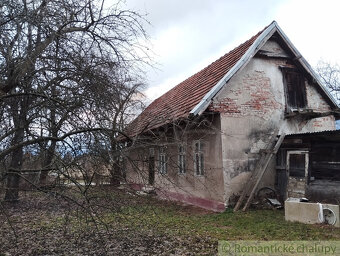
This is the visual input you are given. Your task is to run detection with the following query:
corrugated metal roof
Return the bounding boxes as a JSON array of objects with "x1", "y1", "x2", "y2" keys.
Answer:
[{"x1": 286, "y1": 129, "x2": 340, "y2": 137}]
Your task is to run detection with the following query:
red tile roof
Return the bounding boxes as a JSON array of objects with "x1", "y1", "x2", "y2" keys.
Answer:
[{"x1": 124, "y1": 27, "x2": 266, "y2": 137}]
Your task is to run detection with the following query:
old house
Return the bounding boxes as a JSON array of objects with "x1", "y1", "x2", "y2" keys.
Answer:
[{"x1": 123, "y1": 21, "x2": 339, "y2": 211}]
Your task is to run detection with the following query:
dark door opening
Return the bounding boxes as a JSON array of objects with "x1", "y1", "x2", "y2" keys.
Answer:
[{"x1": 148, "y1": 156, "x2": 155, "y2": 185}]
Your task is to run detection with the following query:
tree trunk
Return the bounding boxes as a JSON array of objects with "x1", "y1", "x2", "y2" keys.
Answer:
[
  {"x1": 39, "y1": 103, "x2": 57, "y2": 186},
  {"x1": 110, "y1": 161, "x2": 121, "y2": 186},
  {"x1": 5, "y1": 128, "x2": 24, "y2": 202},
  {"x1": 5, "y1": 94, "x2": 29, "y2": 201},
  {"x1": 39, "y1": 141, "x2": 56, "y2": 186}
]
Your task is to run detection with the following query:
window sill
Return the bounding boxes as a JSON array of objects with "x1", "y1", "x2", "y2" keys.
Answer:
[{"x1": 195, "y1": 174, "x2": 205, "y2": 178}]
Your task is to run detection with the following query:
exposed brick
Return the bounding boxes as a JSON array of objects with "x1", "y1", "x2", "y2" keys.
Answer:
[
  {"x1": 210, "y1": 71, "x2": 282, "y2": 119},
  {"x1": 124, "y1": 27, "x2": 267, "y2": 137}
]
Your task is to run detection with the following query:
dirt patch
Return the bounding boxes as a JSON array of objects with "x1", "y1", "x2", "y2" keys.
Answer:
[{"x1": 0, "y1": 189, "x2": 215, "y2": 255}]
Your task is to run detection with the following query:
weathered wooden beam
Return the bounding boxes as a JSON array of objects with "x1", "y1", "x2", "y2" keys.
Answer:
[
  {"x1": 242, "y1": 133, "x2": 286, "y2": 211},
  {"x1": 256, "y1": 50, "x2": 291, "y2": 59},
  {"x1": 234, "y1": 130, "x2": 281, "y2": 212}
]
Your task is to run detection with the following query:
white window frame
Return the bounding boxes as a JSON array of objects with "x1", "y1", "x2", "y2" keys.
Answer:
[
  {"x1": 178, "y1": 144, "x2": 186, "y2": 174},
  {"x1": 159, "y1": 146, "x2": 167, "y2": 174},
  {"x1": 194, "y1": 140, "x2": 204, "y2": 176},
  {"x1": 286, "y1": 150, "x2": 309, "y2": 178}
]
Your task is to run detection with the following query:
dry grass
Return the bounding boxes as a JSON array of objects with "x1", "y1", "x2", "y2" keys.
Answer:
[{"x1": 0, "y1": 187, "x2": 339, "y2": 255}]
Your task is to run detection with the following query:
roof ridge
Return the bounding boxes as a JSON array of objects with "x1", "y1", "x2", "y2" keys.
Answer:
[
  {"x1": 124, "y1": 23, "x2": 272, "y2": 137},
  {"x1": 149, "y1": 26, "x2": 268, "y2": 104}
]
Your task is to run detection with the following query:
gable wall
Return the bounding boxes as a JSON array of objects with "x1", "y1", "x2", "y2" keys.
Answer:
[{"x1": 210, "y1": 39, "x2": 335, "y2": 206}]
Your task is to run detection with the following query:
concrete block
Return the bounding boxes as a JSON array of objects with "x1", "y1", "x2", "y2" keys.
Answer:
[
  {"x1": 285, "y1": 198, "x2": 340, "y2": 227},
  {"x1": 285, "y1": 198, "x2": 321, "y2": 225}
]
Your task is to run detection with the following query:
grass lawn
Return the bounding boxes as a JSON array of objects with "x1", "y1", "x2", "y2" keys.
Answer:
[
  {"x1": 0, "y1": 188, "x2": 339, "y2": 255},
  {"x1": 109, "y1": 203, "x2": 340, "y2": 241}
]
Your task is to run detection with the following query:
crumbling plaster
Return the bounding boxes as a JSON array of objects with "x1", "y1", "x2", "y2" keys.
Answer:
[
  {"x1": 125, "y1": 116, "x2": 225, "y2": 205},
  {"x1": 211, "y1": 39, "x2": 335, "y2": 206}
]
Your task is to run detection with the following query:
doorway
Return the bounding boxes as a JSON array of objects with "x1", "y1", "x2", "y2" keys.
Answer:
[{"x1": 286, "y1": 150, "x2": 309, "y2": 198}]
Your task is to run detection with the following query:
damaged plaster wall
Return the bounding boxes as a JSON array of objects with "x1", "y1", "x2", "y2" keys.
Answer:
[
  {"x1": 210, "y1": 38, "x2": 336, "y2": 206},
  {"x1": 125, "y1": 115, "x2": 225, "y2": 211},
  {"x1": 153, "y1": 119, "x2": 225, "y2": 207}
]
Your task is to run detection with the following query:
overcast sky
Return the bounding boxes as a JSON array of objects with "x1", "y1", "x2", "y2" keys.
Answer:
[{"x1": 124, "y1": 0, "x2": 340, "y2": 102}]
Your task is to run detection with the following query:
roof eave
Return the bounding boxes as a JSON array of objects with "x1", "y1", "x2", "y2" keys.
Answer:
[
  {"x1": 190, "y1": 21, "x2": 278, "y2": 116},
  {"x1": 274, "y1": 23, "x2": 339, "y2": 109},
  {"x1": 190, "y1": 21, "x2": 339, "y2": 116}
]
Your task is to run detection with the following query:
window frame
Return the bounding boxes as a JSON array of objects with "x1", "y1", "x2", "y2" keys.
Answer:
[
  {"x1": 178, "y1": 144, "x2": 186, "y2": 174},
  {"x1": 193, "y1": 140, "x2": 204, "y2": 176},
  {"x1": 286, "y1": 150, "x2": 309, "y2": 178},
  {"x1": 158, "y1": 146, "x2": 167, "y2": 174},
  {"x1": 281, "y1": 68, "x2": 307, "y2": 112}
]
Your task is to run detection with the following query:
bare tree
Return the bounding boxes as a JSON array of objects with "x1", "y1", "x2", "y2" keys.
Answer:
[
  {"x1": 316, "y1": 60, "x2": 340, "y2": 102},
  {"x1": 0, "y1": 0, "x2": 149, "y2": 201}
]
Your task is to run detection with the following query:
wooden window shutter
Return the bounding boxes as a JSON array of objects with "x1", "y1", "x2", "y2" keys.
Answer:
[{"x1": 284, "y1": 70, "x2": 307, "y2": 110}]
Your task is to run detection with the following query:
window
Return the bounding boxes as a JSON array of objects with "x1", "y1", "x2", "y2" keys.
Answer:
[
  {"x1": 194, "y1": 140, "x2": 204, "y2": 176},
  {"x1": 282, "y1": 69, "x2": 307, "y2": 111},
  {"x1": 159, "y1": 146, "x2": 167, "y2": 174},
  {"x1": 178, "y1": 144, "x2": 186, "y2": 174},
  {"x1": 148, "y1": 148, "x2": 155, "y2": 185},
  {"x1": 288, "y1": 153, "x2": 306, "y2": 178},
  {"x1": 149, "y1": 147, "x2": 155, "y2": 157}
]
